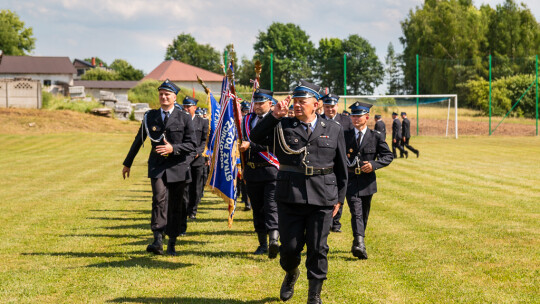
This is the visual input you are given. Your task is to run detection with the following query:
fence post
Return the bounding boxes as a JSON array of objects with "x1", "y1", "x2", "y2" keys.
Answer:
[
  {"x1": 536, "y1": 55, "x2": 538, "y2": 136},
  {"x1": 489, "y1": 54, "x2": 492, "y2": 136},
  {"x1": 343, "y1": 53, "x2": 347, "y2": 109},
  {"x1": 416, "y1": 54, "x2": 419, "y2": 136},
  {"x1": 270, "y1": 53, "x2": 274, "y2": 92}
]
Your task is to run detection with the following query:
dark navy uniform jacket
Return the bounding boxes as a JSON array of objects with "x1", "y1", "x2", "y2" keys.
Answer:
[
  {"x1": 190, "y1": 115, "x2": 209, "y2": 167},
  {"x1": 374, "y1": 120, "x2": 386, "y2": 138},
  {"x1": 392, "y1": 118, "x2": 402, "y2": 140},
  {"x1": 123, "y1": 108, "x2": 196, "y2": 183},
  {"x1": 345, "y1": 128, "x2": 393, "y2": 196},
  {"x1": 402, "y1": 118, "x2": 411, "y2": 139},
  {"x1": 250, "y1": 114, "x2": 348, "y2": 206},
  {"x1": 321, "y1": 113, "x2": 353, "y2": 132},
  {"x1": 242, "y1": 114, "x2": 278, "y2": 183}
]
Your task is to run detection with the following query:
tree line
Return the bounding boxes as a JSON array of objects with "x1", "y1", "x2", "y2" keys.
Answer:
[{"x1": 2, "y1": 0, "x2": 540, "y2": 116}]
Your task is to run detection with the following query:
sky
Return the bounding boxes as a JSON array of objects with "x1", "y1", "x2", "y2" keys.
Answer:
[{"x1": 3, "y1": 0, "x2": 540, "y2": 94}]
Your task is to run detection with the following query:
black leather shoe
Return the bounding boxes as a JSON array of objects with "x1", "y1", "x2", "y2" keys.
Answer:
[
  {"x1": 307, "y1": 279, "x2": 324, "y2": 304},
  {"x1": 244, "y1": 203, "x2": 252, "y2": 211},
  {"x1": 416, "y1": 151, "x2": 420, "y2": 158},
  {"x1": 280, "y1": 268, "x2": 300, "y2": 301},
  {"x1": 351, "y1": 236, "x2": 368, "y2": 260},
  {"x1": 331, "y1": 227, "x2": 342, "y2": 233},
  {"x1": 146, "y1": 231, "x2": 164, "y2": 255},
  {"x1": 179, "y1": 231, "x2": 186, "y2": 237},
  {"x1": 405, "y1": 151, "x2": 409, "y2": 159},
  {"x1": 167, "y1": 238, "x2": 177, "y2": 256},
  {"x1": 253, "y1": 245, "x2": 268, "y2": 255},
  {"x1": 189, "y1": 214, "x2": 196, "y2": 220},
  {"x1": 268, "y1": 230, "x2": 279, "y2": 259}
]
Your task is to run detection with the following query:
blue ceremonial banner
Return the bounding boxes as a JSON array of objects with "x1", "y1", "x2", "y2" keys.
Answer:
[
  {"x1": 207, "y1": 69, "x2": 239, "y2": 227},
  {"x1": 203, "y1": 92, "x2": 220, "y2": 158}
]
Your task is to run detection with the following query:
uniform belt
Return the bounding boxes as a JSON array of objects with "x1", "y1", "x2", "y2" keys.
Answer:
[
  {"x1": 279, "y1": 164, "x2": 333, "y2": 176},
  {"x1": 246, "y1": 162, "x2": 272, "y2": 169},
  {"x1": 348, "y1": 168, "x2": 363, "y2": 175}
]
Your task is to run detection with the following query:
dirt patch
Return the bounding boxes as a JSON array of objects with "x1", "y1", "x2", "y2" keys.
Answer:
[{"x1": 0, "y1": 108, "x2": 139, "y2": 134}]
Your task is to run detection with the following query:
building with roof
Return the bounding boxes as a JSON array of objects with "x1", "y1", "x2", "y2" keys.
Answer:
[
  {"x1": 0, "y1": 55, "x2": 76, "y2": 95},
  {"x1": 143, "y1": 60, "x2": 223, "y2": 93},
  {"x1": 72, "y1": 58, "x2": 95, "y2": 79},
  {"x1": 73, "y1": 80, "x2": 138, "y2": 100}
]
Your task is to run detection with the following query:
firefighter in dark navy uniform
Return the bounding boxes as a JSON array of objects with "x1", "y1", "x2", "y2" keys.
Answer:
[
  {"x1": 239, "y1": 88, "x2": 280, "y2": 258},
  {"x1": 122, "y1": 79, "x2": 196, "y2": 256},
  {"x1": 374, "y1": 114, "x2": 386, "y2": 139},
  {"x1": 320, "y1": 93, "x2": 353, "y2": 234},
  {"x1": 250, "y1": 80, "x2": 347, "y2": 304},
  {"x1": 392, "y1": 112, "x2": 407, "y2": 158},
  {"x1": 345, "y1": 102, "x2": 393, "y2": 259},
  {"x1": 182, "y1": 96, "x2": 209, "y2": 223},
  {"x1": 401, "y1": 112, "x2": 420, "y2": 158},
  {"x1": 237, "y1": 101, "x2": 252, "y2": 211}
]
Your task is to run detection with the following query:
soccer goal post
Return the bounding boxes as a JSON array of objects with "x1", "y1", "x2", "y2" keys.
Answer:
[{"x1": 338, "y1": 94, "x2": 459, "y2": 139}]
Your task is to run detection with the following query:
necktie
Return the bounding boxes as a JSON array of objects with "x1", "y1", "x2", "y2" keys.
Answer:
[
  {"x1": 357, "y1": 131, "x2": 364, "y2": 147},
  {"x1": 163, "y1": 111, "x2": 169, "y2": 126},
  {"x1": 256, "y1": 116, "x2": 263, "y2": 126},
  {"x1": 302, "y1": 122, "x2": 312, "y2": 138}
]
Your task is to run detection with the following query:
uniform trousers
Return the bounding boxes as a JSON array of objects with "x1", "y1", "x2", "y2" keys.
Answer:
[
  {"x1": 278, "y1": 202, "x2": 333, "y2": 280},
  {"x1": 246, "y1": 180, "x2": 278, "y2": 232},
  {"x1": 331, "y1": 204, "x2": 344, "y2": 230},
  {"x1": 402, "y1": 138, "x2": 419, "y2": 154},
  {"x1": 150, "y1": 175, "x2": 187, "y2": 238},
  {"x1": 392, "y1": 139, "x2": 406, "y2": 157},
  {"x1": 345, "y1": 193, "x2": 373, "y2": 237},
  {"x1": 185, "y1": 164, "x2": 205, "y2": 217}
]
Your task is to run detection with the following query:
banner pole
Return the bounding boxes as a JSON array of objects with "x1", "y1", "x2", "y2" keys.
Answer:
[
  {"x1": 489, "y1": 54, "x2": 492, "y2": 136},
  {"x1": 416, "y1": 54, "x2": 419, "y2": 136}
]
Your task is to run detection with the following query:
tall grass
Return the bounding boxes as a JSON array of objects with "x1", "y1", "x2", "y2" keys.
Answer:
[{"x1": 42, "y1": 91, "x2": 102, "y2": 113}]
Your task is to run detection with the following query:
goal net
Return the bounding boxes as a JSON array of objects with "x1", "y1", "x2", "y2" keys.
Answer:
[{"x1": 336, "y1": 94, "x2": 459, "y2": 139}]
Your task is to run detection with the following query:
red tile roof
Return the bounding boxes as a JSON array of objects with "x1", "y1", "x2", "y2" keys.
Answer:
[
  {"x1": 143, "y1": 60, "x2": 223, "y2": 82},
  {"x1": 0, "y1": 55, "x2": 77, "y2": 74}
]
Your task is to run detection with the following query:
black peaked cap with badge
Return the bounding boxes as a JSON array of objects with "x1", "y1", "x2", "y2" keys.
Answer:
[
  {"x1": 158, "y1": 79, "x2": 180, "y2": 95},
  {"x1": 321, "y1": 94, "x2": 340, "y2": 105},
  {"x1": 292, "y1": 80, "x2": 321, "y2": 100},
  {"x1": 349, "y1": 101, "x2": 373, "y2": 115},
  {"x1": 182, "y1": 96, "x2": 198, "y2": 106}
]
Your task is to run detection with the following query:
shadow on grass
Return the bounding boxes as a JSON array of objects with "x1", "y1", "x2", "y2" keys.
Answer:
[
  {"x1": 62, "y1": 233, "x2": 147, "y2": 238},
  {"x1": 103, "y1": 223, "x2": 149, "y2": 230},
  {"x1": 122, "y1": 239, "x2": 208, "y2": 246},
  {"x1": 87, "y1": 257, "x2": 193, "y2": 269},
  {"x1": 186, "y1": 230, "x2": 252, "y2": 237},
  {"x1": 23, "y1": 252, "x2": 193, "y2": 269},
  {"x1": 87, "y1": 217, "x2": 146, "y2": 221},
  {"x1": 107, "y1": 296, "x2": 279, "y2": 303},
  {"x1": 187, "y1": 217, "x2": 252, "y2": 223},
  {"x1": 90, "y1": 209, "x2": 151, "y2": 214}
]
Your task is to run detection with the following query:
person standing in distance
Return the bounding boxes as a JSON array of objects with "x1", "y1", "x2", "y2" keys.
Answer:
[
  {"x1": 374, "y1": 114, "x2": 386, "y2": 140},
  {"x1": 391, "y1": 112, "x2": 407, "y2": 158},
  {"x1": 250, "y1": 80, "x2": 347, "y2": 304},
  {"x1": 122, "y1": 79, "x2": 196, "y2": 256},
  {"x1": 320, "y1": 93, "x2": 353, "y2": 234},
  {"x1": 345, "y1": 102, "x2": 393, "y2": 259},
  {"x1": 401, "y1": 112, "x2": 419, "y2": 158},
  {"x1": 182, "y1": 97, "x2": 209, "y2": 223},
  {"x1": 239, "y1": 88, "x2": 280, "y2": 258}
]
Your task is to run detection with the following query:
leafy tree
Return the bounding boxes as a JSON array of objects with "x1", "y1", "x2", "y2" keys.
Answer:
[
  {"x1": 80, "y1": 68, "x2": 119, "y2": 81},
  {"x1": 253, "y1": 22, "x2": 315, "y2": 91},
  {"x1": 0, "y1": 10, "x2": 35, "y2": 55},
  {"x1": 400, "y1": 0, "x2": 489, "y2": 94},
  {"x1": 385, "y1": 42, "x2": 404, "y2": 94},
  {"x1": 236, "y1": 56, "x2": 256, "y2": 87},
  {"x1": 83, "y1": 57, "x2": 108, "y2": 67},
  {"x1": 314, "y1": 38, "x2": 344, "y2": 94},
  {"x1": 109, "y1": 59, "x2": 144, "y2": 80},
  {"x1": 342, "y1": 35, "x2": 384, "y2": 95},
  {"x1": 165, "y1": 33, "x2": 222, "y2": 74}
]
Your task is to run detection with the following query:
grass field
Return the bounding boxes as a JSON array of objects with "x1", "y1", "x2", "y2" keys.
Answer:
[{"x1": 0, "y1": 111, "x2": 539, "y2": 303}]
